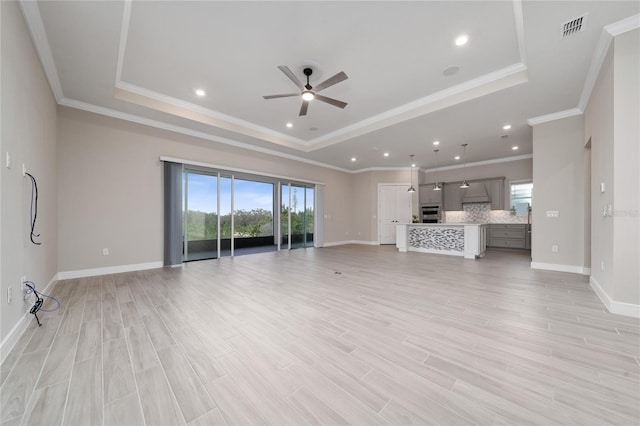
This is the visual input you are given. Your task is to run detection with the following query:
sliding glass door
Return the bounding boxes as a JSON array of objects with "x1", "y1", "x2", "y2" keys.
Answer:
[
  {"x1": 280, "y1": 183, "x2": 314, "y2": 250},
  {"x1": 183, "y1": 170, "x2": 218, "y2": 261},
  {"x1": 183, "y1": 169, "x2": 278, "y2": 261}
]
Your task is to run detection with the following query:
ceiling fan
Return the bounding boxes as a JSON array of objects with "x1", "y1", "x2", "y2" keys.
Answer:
[{"x1": 263, "y1": 66, "x2": 348, "y2": 116}]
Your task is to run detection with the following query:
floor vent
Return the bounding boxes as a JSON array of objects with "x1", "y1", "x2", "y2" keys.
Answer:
[{"x1": 561, "y1": 14, "x2": 587, "y2": 38}]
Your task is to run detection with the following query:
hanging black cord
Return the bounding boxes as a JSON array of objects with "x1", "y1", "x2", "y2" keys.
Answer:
[{"x1": 25, "y1": 172, "x2": 41, "y2": 245}]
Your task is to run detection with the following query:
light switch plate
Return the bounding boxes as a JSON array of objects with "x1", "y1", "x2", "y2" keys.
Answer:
[
  {"x1": 600, "y1": 182, "x2": 605, "y2": 193},
  {"x1": 546, "y1": 211, "x2": 559, "y2": 218}
]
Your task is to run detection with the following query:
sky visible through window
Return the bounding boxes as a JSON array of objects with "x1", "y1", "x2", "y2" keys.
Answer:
[{"x1": 185, "y1": 173, "x2": 274, "y2": 213}]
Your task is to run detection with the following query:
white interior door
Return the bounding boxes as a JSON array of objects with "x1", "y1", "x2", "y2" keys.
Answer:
[{"x1": 379, "y1": 185, "x2": 412, "y2": 244}]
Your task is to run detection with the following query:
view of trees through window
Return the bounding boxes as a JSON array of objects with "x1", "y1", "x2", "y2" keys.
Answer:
[
  {"x1": 182, "y1": 170, "x2": 315, "y2": 259},
  {"x1": 184, "y1": 175, "x2": 274, "y2": 241}
]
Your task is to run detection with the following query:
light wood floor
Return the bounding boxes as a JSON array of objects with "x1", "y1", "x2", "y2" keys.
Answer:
[{"x1": 1, "y1": 245, "x2": 639, "y2": 425}]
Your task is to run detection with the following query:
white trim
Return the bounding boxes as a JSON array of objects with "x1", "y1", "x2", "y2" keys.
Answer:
[
  {"x1": 115, "y1": 82, "x2": 306, "y2": 149},
  {"x1": 322, "y1": 240, "x2": 354, "y2": 247},
  {"x1": 58, "y1": 98, "x2": 351, "y2": 174},
  {"x1": 590, "y1": 276, "x2": 640, "y2": 318},
  {"x1": 512, "y1": 0, "x2": 527, "y2": 66},
  {"x1": 351, "y1": 240, "x2": 379, "y2": 246},
  {"x1": 410, "y1": 247, "x2": 464, "y2": 257},
  {"x1": 58, "y1": 261, "x2": 163, "y2": 280},
  {"x1": 17, "y1": 0, "x2": 64, "y2": 101},
  {"x1": 527, "y1": 108, "x2": 583, "y2": 126},
  {"x1": 530, "y1": 261, "x2": 590, "y2": 275},
  {"x1": 421, "y1": 154, "x2": 532, "y2": 173},
  {"x1": 578, "y1": 29, "x2": 613, "y2": 111},
  {"x1": 115, "y1": 0, "x2": 132, "y2": 83},
  {"x1": 353, "y1": 167, "x2": 414, "y2": 173},
  {"x1": 160, "y1": 156, "x2": 325, "y2": 186},
  {"x1": 322, "y1": 240, "x2": 378, "y2": 247},
  {"x1": 0, "y1": 274, "x2": 57, "y2": 364},
  {"x1": 605, "y1": 13, "x2": 640, "y2": 37},
  {"x1": 308, "y1": 63, "x2": 528, "y2": 150}
]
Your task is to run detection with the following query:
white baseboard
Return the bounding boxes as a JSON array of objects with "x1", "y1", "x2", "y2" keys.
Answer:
[
  {"x1": 530, "y1": 262, "x2": 590, "y2": 275},
  {"x1": 351, "y1": 240, "x2": 379, "y2": 246},
  {"x1": 322, "y1": 240, "x2": 378, "y2": 247},
  {"x1": 590, "y1": 276, "x2": 640, "y2": 318},
  {"x1": 58, "y1": 261, "x2": 164, "y2": 280},
  {"x1": 0, "y1": 273, "x2": 58, "y2": 365}
]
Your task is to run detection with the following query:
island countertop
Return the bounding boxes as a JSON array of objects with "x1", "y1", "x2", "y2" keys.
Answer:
[{"x1": 396, "y1": 223, "x2": 487, "y2": 259}]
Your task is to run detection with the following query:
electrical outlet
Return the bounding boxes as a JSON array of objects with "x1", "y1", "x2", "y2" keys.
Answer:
[
  {"x1": 551, "y1": 245, "x2": 559, "y2": 252},
  {"x1": 21, "y1": 276, "x2": 28, "y2": 297},
  {"x1": 102, "y1": 248, "x2": 109, "y2": 256},
  {"x1": 22, "y1": 163, "x2": 26, "y2": 177},
  {"x1": 546, "y1": 211, "x2": 559, "y2": 218},
  {"x1": 601, "y1": 261, "x2": 605, "y2": 271},
  {"x1": 7, "y1": 287, "x2": 12, "y2": 304},
  {"x1": 5, "y1": 152, "x2": 11, "y2": 169}
]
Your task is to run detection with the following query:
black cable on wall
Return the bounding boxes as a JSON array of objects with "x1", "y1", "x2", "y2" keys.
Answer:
[{"x1": 25, "y1": 172, "x2": 41, "y2": 245}]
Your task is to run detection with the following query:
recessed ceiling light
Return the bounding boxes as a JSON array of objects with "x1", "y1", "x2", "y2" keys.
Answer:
[
  {"x1": 503, "y1": 124, "x2": 512, "y2": 130},
  {"x1": 383, "y1": 152, "x2": 389, "y2": 157},
  {"x1": 195, "y1": 89, "x2": 206, "y2": 97},
  {"x1": 512, "y1": 146, "x2": 519, "y2": 150},
  {"x1": 433, "y1": 141, "x2": 440, "y2": 146},
  {"x1": 351, "y1": 157, "x2": 357, "y2": 162},
  {"x1": 454, "y1": 156, "x2": 460, "y2": 160},
  {"x1": 455, "y1": 34, "x2": 469, "y2": 46},
  {"x1": 411, "y1": 163, "x2": 416, "y2": 168},
  {"x1": 286, "y1": 122, "x2": 293, "y2": 128}
]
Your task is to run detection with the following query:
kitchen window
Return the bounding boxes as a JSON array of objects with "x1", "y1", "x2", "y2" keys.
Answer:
[{"x1": 510, "y1": 181, "x2": 533, "y2": 208}]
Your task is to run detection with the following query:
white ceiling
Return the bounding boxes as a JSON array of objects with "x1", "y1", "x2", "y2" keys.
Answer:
[{"x1": 21, "y1": 1, "x2": 639, "y2": 172}]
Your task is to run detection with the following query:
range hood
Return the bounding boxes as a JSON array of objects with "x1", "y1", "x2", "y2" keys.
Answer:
[{"x1": 461, "y1": 181, "x2": 491, "y2": 204}]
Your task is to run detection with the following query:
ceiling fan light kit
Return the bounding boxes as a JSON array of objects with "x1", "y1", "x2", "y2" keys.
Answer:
[{"x1": 263, "y1": 66, "x2": 348, "y2": 116}]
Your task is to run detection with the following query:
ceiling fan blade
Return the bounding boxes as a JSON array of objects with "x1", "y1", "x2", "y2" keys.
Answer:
[
  {"x1": 277, "y1": 65, "x2": 305, "y2": 91},
  {"x1": 315, "y1": 94, "x2": 347, "y2": 109},
  {"x1": 313, "y1": 71, "x2": 348, "y2": 92},
  {"x1": 263, "y1": 93, "x2": 299, "y2": 99},
  {"x1": 299, "y1": 101, "x2": 309, "y2": 116}
]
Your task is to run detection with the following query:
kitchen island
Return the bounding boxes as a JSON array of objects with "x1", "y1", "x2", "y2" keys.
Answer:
[{"x1": 396, "y1": 223, "x2": 487, "y2": 259}]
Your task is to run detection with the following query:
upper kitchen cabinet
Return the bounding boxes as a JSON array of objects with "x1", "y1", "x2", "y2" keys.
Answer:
[
  {"x1": 488, "y1": 178, "x2": 505, "y2": 210},
  {"x1": 419, "y1": 184, "x2": 443, "y2": 205},
  {"x1": 443, "y1": 183, "x2": 463, "y2": 211},
  {"x1": 443, "y1": 177, "x2": 505, "y2": 211}
]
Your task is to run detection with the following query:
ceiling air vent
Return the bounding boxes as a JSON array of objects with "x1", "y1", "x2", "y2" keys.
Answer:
[{"x1": 561, "y1": 14, "x2": 587, "y2": 38}]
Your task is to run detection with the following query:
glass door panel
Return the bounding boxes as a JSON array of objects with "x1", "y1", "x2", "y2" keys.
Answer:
[
  {"x1": 219, "y1": 176, "x2": 232, "y2": 257},
  {"x1": 280, "y1": 184, "x2": 290, "y2": 249},
  {"x1": 234, "y1": 179, "x2": 275, "y2": 254},
  {"x1": 304, "y1": 186, "x2": 315, "y2": 247},
  {"x1": 183, "y1": 170, "x2": 218, "y2": 261}
]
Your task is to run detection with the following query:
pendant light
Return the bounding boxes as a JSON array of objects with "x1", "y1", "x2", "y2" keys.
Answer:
[
  {"x1": 407, "y1": 154, "x2": 416, "y2": 193},
  {"x1": 433, "y1": 149, "x2": 442, "y2": 191},
  {"x1": 460, "y1": 143, "x2": 470, "y2": 189}
]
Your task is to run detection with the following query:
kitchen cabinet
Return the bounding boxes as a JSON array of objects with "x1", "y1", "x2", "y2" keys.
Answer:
[
  {"x1": 488, "y1": 224, "x2": 528, "y2": 249},
  {"x1": 442, "y1": 178, "x2": 505, "y2": 211},
  {"x1": 419, "y1": 184, "x2": 443, "y2": 205},
  {"x1": 489, "y1": 178, "x2": 505, "y2": 210},
  {"x1": 443, "y1": 183, "x2": 463, "y2": 211}
]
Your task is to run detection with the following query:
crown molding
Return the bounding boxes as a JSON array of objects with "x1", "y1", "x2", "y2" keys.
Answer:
[
  {"x1": 114, "y1": 82, "x2": 307, "y2": 150},
  {"x1": 18, "y1": 0, "x2": 64, "y2": 101},
  {"x1": 115, "y1": 0, "x2": 132, "y2": 84},
  {"x1": 352, "y1": 167, "x2": 414, "y2": 173},
  {"x1": 527, "y1": 108, "x2": 583, "y2": 126},
  {"x1": 58, "y1": 98, "x2": 352, "y2": 174},
  {"x1": 421, "y1": 154, "x2": 533, "y2": 173},
  {"x1": 605, "y1": 13, "x2": 640, "y2": 36},
  {"x1": 307, "y1": 63, "x2": 529, "y2": 151},
  {"x1": 512, "y1": 0, "x2": 527, "y2": 66}
]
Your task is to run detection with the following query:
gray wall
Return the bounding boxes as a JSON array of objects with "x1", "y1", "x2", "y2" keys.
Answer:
[
  {"x1": 57, "y1": 108, "x2": 354, "y2": 273},
  {"x1": 1, "y1": 1, "x2": 58, "y2": 347},
  {"x1": 531, "y1": 115, "x2": 587, "y2": 272},
  {"x1": 585, "y1": 29, "x2": 640, "y2": 306}
]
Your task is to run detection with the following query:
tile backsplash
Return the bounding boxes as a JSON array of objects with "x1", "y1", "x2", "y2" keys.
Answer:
[{"x1": 444, "y1": 203, "x2": 529, "y2": 224}]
